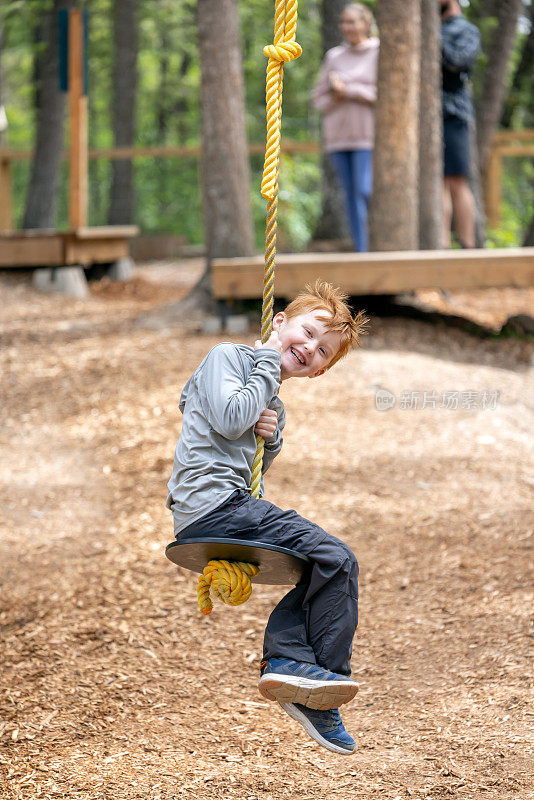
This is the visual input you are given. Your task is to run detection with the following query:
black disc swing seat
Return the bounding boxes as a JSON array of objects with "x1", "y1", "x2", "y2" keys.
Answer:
[
  {"x1": 165, "y1": 537, "x2": 310, "y2": 615},
  {"x1": 165, "y1": 537, "x2": 310, "y2": 586}
]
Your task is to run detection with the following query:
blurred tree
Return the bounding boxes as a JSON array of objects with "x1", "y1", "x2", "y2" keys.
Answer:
[
  {"x1": 475, "y1": 0, "x2": 524, "y2": 173},
  {"x1": 23, "y1": 0, "x2": 74, "y2": 229},
  {"x1": 150, "y1": 2, "x2": 194, "y2": 224},
  {"x1": 108, "y1": 0, "x2": 139, "y2": 225},
  {"x1": 369, "y1": 0, "x2": 421, "y2": 250},
  {"x1": 418, "y1": 0, "x2": 442, "y2": 249},
  {"x1": 523, "y1": 213, "x2": 534, "y2": 246},
  {"x1": 502, "y1": 6, "x2": 534, "y2": 245},
  {"x1": 312, "y1": 0, "x2": 350, "y2": 244},
  {"x1": 193, "y1": 0, "x2": 254, "y2": 302},
  {"x1": 501, "y1": 5, "x2": 534, "y2": 128},
  {"x1": 0, "y1": 4, "x2": 5, "y2": 145}
]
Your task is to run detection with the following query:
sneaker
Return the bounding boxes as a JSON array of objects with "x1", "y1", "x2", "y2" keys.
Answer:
[
  {"x1": 258, "y1": 658, "x2": 358, "y2": 710},
  {"x1": 279, "y1": 702, "x2": 356, "y2": 755}
]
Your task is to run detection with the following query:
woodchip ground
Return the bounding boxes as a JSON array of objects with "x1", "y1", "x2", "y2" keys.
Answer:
[{"x1": 1, "y1": 262, "x2": 533, "y2": 799}]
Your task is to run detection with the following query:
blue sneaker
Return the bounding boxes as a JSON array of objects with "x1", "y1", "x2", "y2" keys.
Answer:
[
  {"x1": 280, "y1": 702, "x2": 356, "y2": 755},
  {"x1": 258, "y1": 658, "x2": 358, "y2": 710}
]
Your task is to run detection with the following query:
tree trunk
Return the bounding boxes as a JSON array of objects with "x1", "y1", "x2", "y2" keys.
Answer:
[
  {"x1": 476, "y1": 0, "x2": 523, "y2": 173},
  {"x1": 23, "y1": 0, "x2": 74, "y2": 230},
  {"x1": 418, "y1": 0, "x2": 442, "y2": 250},
  {"x1": 197, "y1": 0, "x2": 254, "y2": 261},
  {"x1": 312, "y1": 0, "x2": 350, "y2": 244},
  {"x1": 369, "y1": 0, "x2": 421, "y2": 251},
  {"x1": 469, "y1": 116, "x2": 486, "y2": 247},
  {"x1": 108, "y1": 0, "x2": 139, "y2": 226},
  {"x1": 523, "y1": 211, "x2": 534, "y2": 246},
  {"x1": 0, "y1": 8, "x2": 5, "y2": 145},
  {"x1": 501, "y1": 6, "x2": 534, "y2": 128}
]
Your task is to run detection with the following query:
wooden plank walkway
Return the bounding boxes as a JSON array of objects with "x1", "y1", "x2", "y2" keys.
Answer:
[
  {"x1": 0, "y1": 226, "x2": 138, "y2": 269},
  {"x1": 212, "y1": 247, "x2": 534, "y2": 299}
]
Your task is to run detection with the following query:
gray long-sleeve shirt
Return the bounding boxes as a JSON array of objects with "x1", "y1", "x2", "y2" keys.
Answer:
[{"x1": 166, "y1": 343, "x2": 285, "y2": 533}]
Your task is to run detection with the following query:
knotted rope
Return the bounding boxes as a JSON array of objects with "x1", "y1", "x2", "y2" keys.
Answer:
[
  {"x1": 197, "y1": 560, "x2": 260, "y2": 616},
  {"x1": 198, "y1": 0, "x2": 301, "y2": 615}
]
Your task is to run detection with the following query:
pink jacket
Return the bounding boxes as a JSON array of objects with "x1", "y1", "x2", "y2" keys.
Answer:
[{"x1": 311, "y1": 38, "x2": 379, "y2": 152}]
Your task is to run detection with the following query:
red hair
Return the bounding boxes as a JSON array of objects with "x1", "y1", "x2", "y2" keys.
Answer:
[{"x1": 283, "y1": 280, "x2": 368, "y2": 369}]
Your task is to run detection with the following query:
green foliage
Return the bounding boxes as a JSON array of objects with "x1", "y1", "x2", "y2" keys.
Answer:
[
  {"x1": 277, "y1": 153, "x2": 322, "y2": 250},
  {"x1": 487, "y1": 156, "x2": 534, "y2": 247},
  {"x1": 1, "y1": 0, "x2": 533, "y2": 248},
  {"x1": 250, "y1": 153, "x2": 321, "y2": 252}
]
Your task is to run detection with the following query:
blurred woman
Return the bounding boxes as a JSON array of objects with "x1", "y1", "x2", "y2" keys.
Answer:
[{"x1": 312, "y1": 3, "x2": 379, "y2": 252}]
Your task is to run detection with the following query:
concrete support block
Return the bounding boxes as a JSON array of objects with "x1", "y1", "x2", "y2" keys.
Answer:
[
  {"x1": 107, "y1": 257, "x2": 134, "y2": 281},
  {"x1": 505, "y1": 313, "x2": 534, "y2": 336},
  {"x1": 32, "y1": 267, "x2": 88, "y2": 299},
  {"x1": 226, "y1": 315, "x2": 249, "y2": 335},
  {"x1": 201, "y1": 316, "x2": 223, "y2": 335}
]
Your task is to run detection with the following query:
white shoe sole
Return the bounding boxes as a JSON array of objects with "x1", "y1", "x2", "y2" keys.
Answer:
[
  {"x1": 258, "y1": 673, "x2": 358, "y2": 710},
  {"x1": 279, "y1": 702, "x2": 356, "y2": 755}
]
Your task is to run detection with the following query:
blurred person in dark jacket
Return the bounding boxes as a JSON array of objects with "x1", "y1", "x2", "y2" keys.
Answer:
[{"x1": 440, "y1": 0, "x2": 480, "y2": 248}]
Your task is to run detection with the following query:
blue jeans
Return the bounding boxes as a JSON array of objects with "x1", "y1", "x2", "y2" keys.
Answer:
[
  {"x1": 175, "y1": 490, "x2": 359, "y2": 676},
  {"x1": 330, "y1": 149, "x2": 373, "y2": 252}
]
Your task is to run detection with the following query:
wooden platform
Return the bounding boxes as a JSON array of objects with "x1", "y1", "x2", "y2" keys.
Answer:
[
  {"x1": 0, "y1": 226, "x2": 138, "y2": 269},
  {"x1": 212, "y1": 247, "x2": 534, "y2": 299}
]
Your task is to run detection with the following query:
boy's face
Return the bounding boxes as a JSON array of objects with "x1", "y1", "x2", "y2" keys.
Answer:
[{"x1": 272, "y1": 309, "x2": 343, "y2": 380}]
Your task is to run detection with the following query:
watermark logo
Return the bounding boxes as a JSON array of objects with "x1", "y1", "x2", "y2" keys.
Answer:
[
  {"x1": 374, "y1": 388, "x2": 499, "y2": 411},
  {"x1": 375, "y1": 388, "x2": 397, "y2": 412}
]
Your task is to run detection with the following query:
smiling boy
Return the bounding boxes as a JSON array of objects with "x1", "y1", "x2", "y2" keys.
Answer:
[{"x1": 166, "y1": 281, "x2": 366, "y2": 755}]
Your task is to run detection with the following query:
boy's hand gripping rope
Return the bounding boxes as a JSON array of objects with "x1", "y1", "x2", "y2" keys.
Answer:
[{"x1": 197, "y1": 0, "x2": 301, "y2": 615}]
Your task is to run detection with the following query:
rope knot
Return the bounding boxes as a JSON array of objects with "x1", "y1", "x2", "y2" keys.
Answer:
[
  {"x1": 260, "y1": 1, "x2": 302, "y2": 203},
  {"x1": 197, "y1": 559, "x2": 260, "y2": 616},
  {"x1": 263, "y1": 41, "x2": 302, "y2": 63}
]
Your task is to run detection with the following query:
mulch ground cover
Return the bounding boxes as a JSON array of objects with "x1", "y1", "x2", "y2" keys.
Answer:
[{"x1": 1, "y1": 265, "x2": 533, "y2": 799}]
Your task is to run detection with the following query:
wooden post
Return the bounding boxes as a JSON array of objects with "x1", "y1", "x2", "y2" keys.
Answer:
[
  {"x1": 0, "y1": 153, "x2": 13, "y2": 232},
  {"x1": 484, "y1": 145, "x2": 502, "y2": 230},
  {"x1": 68, "y1": 9, "x2": 88, "y2": 230}
]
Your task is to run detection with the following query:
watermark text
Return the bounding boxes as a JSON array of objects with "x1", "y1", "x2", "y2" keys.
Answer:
[{"x1": 375, "y1": 388, "x2": 499, "y2": 412}]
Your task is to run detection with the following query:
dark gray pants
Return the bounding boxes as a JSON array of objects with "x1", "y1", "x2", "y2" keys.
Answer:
[{"x1": 175, "y1": 490, "x2": 358, "y2": 676}]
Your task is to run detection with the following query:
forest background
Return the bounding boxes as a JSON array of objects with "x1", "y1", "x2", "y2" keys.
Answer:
[{"x1": 1, "y1": 0, "x2": 534, "y2": 254}]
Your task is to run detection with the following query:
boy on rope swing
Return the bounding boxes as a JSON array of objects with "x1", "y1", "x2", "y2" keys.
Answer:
[{"x1": 166, "y1": 280, "x2": 367, "y2": 755}]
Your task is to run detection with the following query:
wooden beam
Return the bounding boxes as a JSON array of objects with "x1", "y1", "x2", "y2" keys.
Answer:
[
  {"x1": 212, "y1": 248, "x2": 534, "y2": 299},
  {"x1": 0, "y1": 234, "x2": 64, "y2": 267},
  {"x1": 63, "y1": 232, "x2": 130, "y2": 265},
  {"x1": 68, "y1": 9, "x2": 88, "y2": 229},
  {"x1": 0, "y1": 156, "x2": 13, "y2": 232},
  {"x1": 3, "y1": 135, "x2": 534, "y2": 165},
  {"x1": 0, "y1": 148, "x2": 34, "y2": 161},
  {"x1": 485, "y1": 148, "x2": 502, "y2": 229},
  {"x1": 85, "y1": 139, "x2": 319, "y2": 160},
  {"x1": 493, "y1": 143, "x2": 534, "y2": 157},
  {"x1": 493, "y1": 129, "x2": 534, "y2": 144},
  {"x1": 0, "y1": 228, "x2": 136, "y2": 267},
  {"x1": 74, "y1": 225, "x2": 138, "y2": 239},
  {"x1": 0, "y1": 138, "x2": 321, "y2": 164},
  {"x1": 91, "y1": 145, "x2": 201, "y2": 160}
]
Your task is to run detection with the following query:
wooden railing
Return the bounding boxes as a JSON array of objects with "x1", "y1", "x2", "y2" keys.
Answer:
[
  {"x1": 484, "y1": 129, "x2": 534, "y2": 229},
  {"x1": 1, "y1": 131, "x2": 532, "y2": 233},
  {"x1": 0, "y1": 140, "x2": 319, "y2": 233}
]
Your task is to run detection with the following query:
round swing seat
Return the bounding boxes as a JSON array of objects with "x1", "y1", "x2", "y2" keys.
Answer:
[{"x1": 165, "y1": 537, "x2": 310, "y2": 586}]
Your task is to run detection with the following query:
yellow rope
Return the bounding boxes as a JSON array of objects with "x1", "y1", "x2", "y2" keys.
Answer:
[
  {"x1": 197, "y1": 0, "x2": 301, "y2": 615},
  {"x1": 197, "y1": 560, "x2": 260, "y2": 616},
  {"x1": 251, "y1": 0, "x2": 301, "y2": 500}
]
